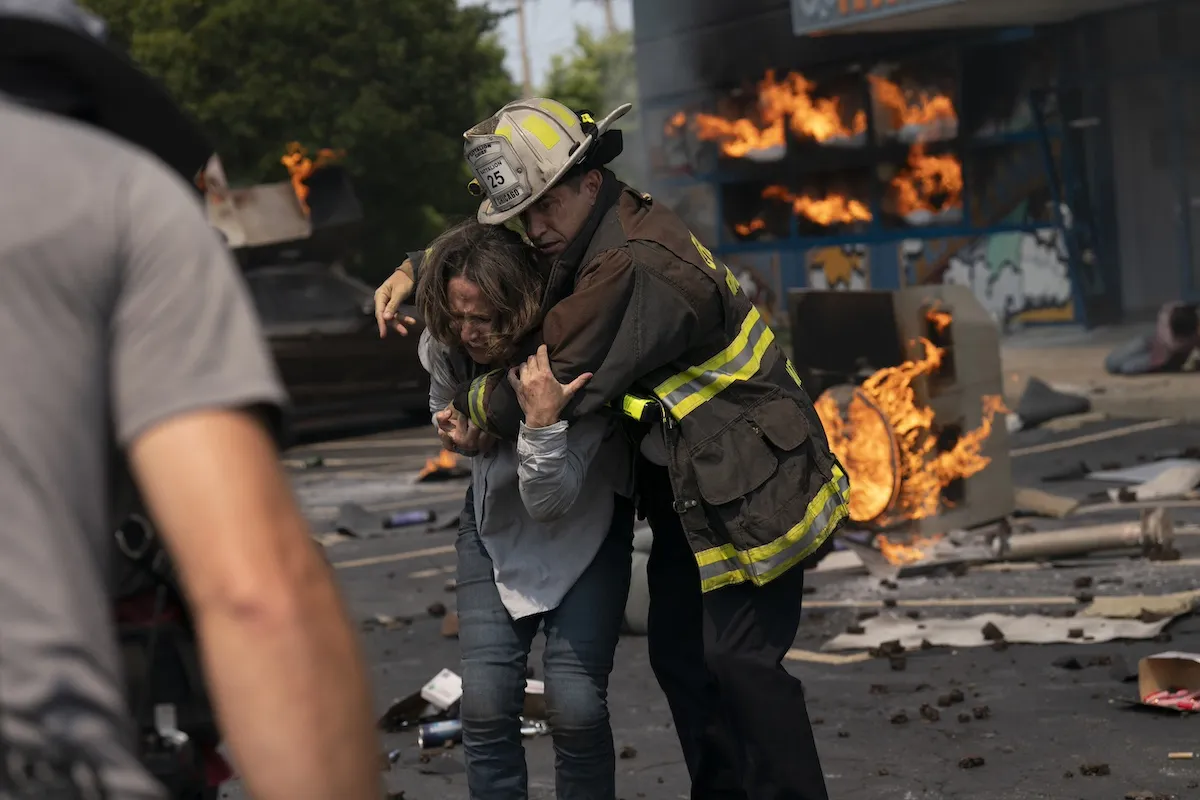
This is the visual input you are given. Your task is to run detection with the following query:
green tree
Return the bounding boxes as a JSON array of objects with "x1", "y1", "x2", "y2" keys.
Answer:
[
  {"x1": 541, "y1": 25, "x2": 645, "y2": 187},
  {"x1": 82, "y1": 0, "x2": 516, "y2": 281}
]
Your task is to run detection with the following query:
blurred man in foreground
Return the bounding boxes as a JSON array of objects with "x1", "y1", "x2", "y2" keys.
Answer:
[{"x1": 0, "y1": 1, "x2": 381, "y2": 797}]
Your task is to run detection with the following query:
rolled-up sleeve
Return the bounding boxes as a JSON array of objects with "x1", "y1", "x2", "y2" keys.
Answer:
[{"x1": 516, "y1": 416, "x2": 609, "y2": 522}]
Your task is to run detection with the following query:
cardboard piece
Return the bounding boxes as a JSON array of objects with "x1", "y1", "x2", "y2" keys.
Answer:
[
  {"x1": 420, "y1": 668, "x2": 463, "y2": 710},
  {"x1": 1013, "y1": 487, "x2": 1081, "y2": 519},
  {"x1": 1137, "y1": 652, "x2": 1200, "y2": 712},
  {"x1": 786, "y1": 648, "x2": 872, "y2": 665},
  {"x1": 1080, "y1": 590, "x2": 1200, "y2": 620},
  {"x1": 823, "y1": 611, "x2": 1174, "y2": 651}
]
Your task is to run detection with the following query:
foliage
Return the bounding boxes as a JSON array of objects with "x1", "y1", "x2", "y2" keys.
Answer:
[
  {"x1": 541, "y1": 25, "x2": 645, "y2": 187},
  {"x1": 82, "y1": 0, "x2": 516, "y2": 280}
]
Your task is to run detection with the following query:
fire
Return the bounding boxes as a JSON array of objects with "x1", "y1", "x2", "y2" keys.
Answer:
[
  {"x1": 764, "y1": 184, "x2": 872, "y2": 226},
  {"x1": 281, "y1": 142, "x2": 342, "y2": 214},
  {"x1": 735, "y1": 218, "x2": 767, "y2": 237},
  {"x1": 664, "y1": 111, "x2": 687, "y2": 137},
  {"x1": 814, "y1": 308, "x2": 1006, "y2": 534},
  {"x1": 418, "y1": 449, "x2": 459, "y2": 481},
  {"x1": 868, "y1": 75, "x2": 958, "y2": 134},
  {"x1": 891, "y1": 144, "x2": 962, "y2": 217},
  {"x1": 877, "y1": 534, "x2": 945, "y2": 566},
  {"x1": 681, "y1": 70, "x2": 866, "y2": 158},
  {"x1": 926, "y1": 305, "x2": 952, "y2": 334}
]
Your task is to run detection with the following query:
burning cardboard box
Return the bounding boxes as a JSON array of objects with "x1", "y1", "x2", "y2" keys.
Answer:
[{"x1": 789, "y1": 285, "x2": 1013, "y2": 562}]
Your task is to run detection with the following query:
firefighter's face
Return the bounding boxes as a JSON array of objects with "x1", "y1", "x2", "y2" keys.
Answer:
[
  {"x1": 522, "y1": 169, "x2": 602, "y2": 259},
  {"x1": 448, "y1": 276, "x2": 497, "y2": 364}
]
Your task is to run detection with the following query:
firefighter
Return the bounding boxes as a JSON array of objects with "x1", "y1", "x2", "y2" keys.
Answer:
[
  {"x1": 374, "y1": 98, "x2": 849, "y2": 800},
  {"x1": 0, "y1": 2, "x2": 381, "y2": 798}
]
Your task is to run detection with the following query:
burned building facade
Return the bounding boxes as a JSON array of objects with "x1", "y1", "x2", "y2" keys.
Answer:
[{"x1": 632, "y1": 0, "x2": 1200, "y2": 330}]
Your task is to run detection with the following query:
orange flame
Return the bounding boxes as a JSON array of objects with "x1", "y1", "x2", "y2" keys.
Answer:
[
  {"x1": 418, "y1": 449, "x2": 459, "y2": 481},
  {"x1": 664, "y1": 111, "x2": 687, "y2": 137},
  {"x1": 679, "y1": 70, "x2": 866, "y2": 158},
  {"x1": 764, "y1": 184, "x2": 872, "y2": 226},
  {"x1": 926, "y1": 304, "x2": 953, "y2": 334},
  {"x1": 735, "y1": 218, "x2": 767, "y2": 237},
  {"x1": 281, "y1": 142, "x2": 343, "y2": 214},
  {"x1": 891, "y1": 144, "x2": 962, "y2": 217},
  {"x1": 877, "y1": 535, "x2": 946, "y2": 566},
  {"x1": 814, "y1": 308, "x2": 1006, "y2": 544},
  {"x1": 868, "y1": 74, "x2": 958, "y2": 134}
]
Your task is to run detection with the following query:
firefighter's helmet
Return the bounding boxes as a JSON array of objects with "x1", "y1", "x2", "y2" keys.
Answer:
[{"x1": 463, "y1": 98, "x2": 632, "y2": 225}]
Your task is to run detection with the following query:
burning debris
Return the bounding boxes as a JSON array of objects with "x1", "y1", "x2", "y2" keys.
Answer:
[
  {"x1": 814, "y1": 306, "x2": 1005, "y2": 543},
  {"x1": 889, "y1": 144, "x2": 963, "y2": 224},
  {"x1": 666, "y1": 70, "x2": 868, "y2": 160},
  {"x1": 867, "y1": 74, "x2": 958, "y2": 142},
  {"x1": 737, "y1": 185, "x2": 872, "y2": 234},
  {"x1": 281, "y1": 142, "x2": 344, "y2": 214},
  {"x1": 667, "y1": 69, "x2": 957, "y2": 161}
]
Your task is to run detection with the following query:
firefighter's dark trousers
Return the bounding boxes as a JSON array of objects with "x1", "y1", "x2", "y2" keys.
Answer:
[{"x1": 637, "y1": 459, "x2": 830, "y2": 800}]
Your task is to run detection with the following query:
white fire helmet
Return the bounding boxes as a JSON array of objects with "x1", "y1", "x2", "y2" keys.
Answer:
[{"x1": 463, "y1": 98, "x2": 632, "y2": 225}]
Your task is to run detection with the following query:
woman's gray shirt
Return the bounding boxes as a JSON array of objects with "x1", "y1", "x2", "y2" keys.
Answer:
[{"x1": 419, "y1": 330, "x2": 632, "y2": 619}]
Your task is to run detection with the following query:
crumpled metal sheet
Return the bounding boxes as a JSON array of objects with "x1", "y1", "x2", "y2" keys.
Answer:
[{"x1": 823, "y1": 610, "x2": 1174, "y2": 651}]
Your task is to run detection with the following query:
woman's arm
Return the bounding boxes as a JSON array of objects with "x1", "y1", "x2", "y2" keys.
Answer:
[
  {"x1": 516, "y1": 416, "x2": 610, "y2": 523},
  {"x1": 418, "y1": 329, "x2": 456, "y2": 428}
]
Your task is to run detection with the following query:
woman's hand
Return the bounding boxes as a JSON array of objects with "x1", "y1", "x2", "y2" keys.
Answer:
[{"x1": 507, "y1": 345, "x2": 592, "y2": 428}]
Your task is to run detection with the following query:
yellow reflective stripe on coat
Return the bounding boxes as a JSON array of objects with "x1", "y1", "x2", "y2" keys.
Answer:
[
  {"x1": 653, "y1": 306, "x2": 775, "y2": 421},
  {"x1": 785, "y1": 358, "x2": 802, "y2": 388},
  {"x1": 693, "y1": 464, "x2": 851, "y2": 593},
  {"x1": 467, "y1": 370, "x2": 501, "y2": 432},
  {"x1": 604, "y1": 394, "x2": 659, "y2": 422}
]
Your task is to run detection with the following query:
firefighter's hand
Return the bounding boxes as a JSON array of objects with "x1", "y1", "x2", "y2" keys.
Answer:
[
  {"x1": 507, "y1": 345, "x2": 592, "y2": 429},
  {"x1": 374, "y1": 260, "x2": 417, "y2": 338}
]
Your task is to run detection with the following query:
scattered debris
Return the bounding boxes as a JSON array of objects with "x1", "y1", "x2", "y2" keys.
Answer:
[
  {"x1": 619, "y1": 745, "x2": 638, "y2": 760},
  {"x1": 869, "y1": 684, "x2": 889, "y2": 695},
  {"x1": 890, "y1": 655, "x2": 907, "y2": 672},
  {"x1": 889, "y1": 711, "x2": 908, "y2": 725},
  {"x1": 444, "y1": 579, "x2": 457, "y2": 592},
  {"x1": 1079, "y1": 762, "x2": 1110, "y2": 777},
  {"x1": 919, "y1": 704, "x2": 940, "y2": 722},
  {"x1": 784, "y1": 649, "x2": 871, "y2": 666},
  {"x1": 937, "y1": 689, "x2": 965, "y2": 707},
  {"x1": 1074, "y1": 576, "x2": 1094, "y2": 589},
  {"x1": 990, "y1": 508, "x2": 1175, "y2": 561},
  {"x1": 417, "y1": 719, "x2": 462, "y2": 749},
  {"x1": 836, "y1": 730, "x2": 850, "y2": 738},
  {"x1": 824, "y1": 610, "x2": 1177, "y2": 651},
  {"x1": 956, "y1": 712, "x2": 971, "y2": 723},
  {"x1": 385, "y1": 509, "x2": 437, "y2": 529},
  {"x1": 1015, "y1": 377, "x2": 1090, "y2": 430},
  {"x1": 1013, "y1": 487, "x2": 1080, "y2": 519},
  {"x1": 972, "y1": 705, "x2": 990, "y2": 720},
  {"x1": 440, "y1": 612, "x2": 459, "y2": 638},
  {"x1": 427, "y1": 602, "x2": 447, "y2": 618},
  {"x1": 1137, "y1": 652, "x2": 1200, "y2": 711},
  {"x1": 1168, "y1": 752, "x2": 1194, "y2": 760},
  {"x1": 362, "y1": 614, "x2": 412, "y2": 632},
  {"x1": 958, "y1": 755, "x2": 985, "y2": 769},
  {"x1": 1124, "y1": 792, "x2": 1174, "y2": 800},
  {"x1": 1043, "y1": 461, "x2": 1091, "y2": 483}
]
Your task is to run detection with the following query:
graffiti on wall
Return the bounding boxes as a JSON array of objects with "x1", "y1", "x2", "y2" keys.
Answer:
[
  {"x1": 921, "y1": 228, "x2": 1074, "y2": 324},
  {"x1": 806, "y1": 245, "x2": 870, "y2": 290}
]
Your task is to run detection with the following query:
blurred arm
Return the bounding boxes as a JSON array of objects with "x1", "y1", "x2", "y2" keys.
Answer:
[{"x1": 112, "y1": 158, "x2": 380, "y2": 800}]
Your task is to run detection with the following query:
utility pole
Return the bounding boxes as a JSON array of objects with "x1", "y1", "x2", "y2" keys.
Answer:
[
  {"x1": 574, "y1": 0, "x2": 617, "y2": 34},
  {"x1": 515, "y1": 0, "x2": 533, "y2": 96},
  {"x1": 599, "y1": 0, "x2": 616, "y2": 35}
]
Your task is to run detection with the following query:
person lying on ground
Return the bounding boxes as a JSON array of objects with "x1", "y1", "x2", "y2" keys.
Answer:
[
  {"x1": 415, "y1": 219, "x2": 634, "y2": 800},
  {"x1": 1104, "y1": 301, "x2": 1200, "y2": 376}
]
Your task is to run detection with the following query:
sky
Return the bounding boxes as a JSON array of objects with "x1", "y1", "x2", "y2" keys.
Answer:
[{"x1": 459, "y1": 0, "x2": 634, "y2": 90}]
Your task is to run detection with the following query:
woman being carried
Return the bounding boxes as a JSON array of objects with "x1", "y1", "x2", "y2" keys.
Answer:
[{"x1": 415, "y1": 220, "x2": 634, "y2": 800}]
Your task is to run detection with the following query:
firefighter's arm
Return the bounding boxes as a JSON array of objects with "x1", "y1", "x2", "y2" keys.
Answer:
[{"x1": 453, "y1": 250, "x2": 703, "y2": 438}]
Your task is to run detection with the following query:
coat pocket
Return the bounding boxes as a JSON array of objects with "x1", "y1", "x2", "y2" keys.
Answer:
[{"x1": 688, "y1": 393, "x2": 812, "y2": 507}]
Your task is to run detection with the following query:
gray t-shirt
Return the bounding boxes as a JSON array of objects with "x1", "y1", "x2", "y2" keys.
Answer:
[{"x1": 1, "y1": 101, "x2": 287, "y2": 797}]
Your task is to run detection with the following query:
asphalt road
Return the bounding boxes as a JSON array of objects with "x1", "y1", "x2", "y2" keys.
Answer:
[{"x1": 220, "y1": 415, "x2": 1200, "y2": 800}]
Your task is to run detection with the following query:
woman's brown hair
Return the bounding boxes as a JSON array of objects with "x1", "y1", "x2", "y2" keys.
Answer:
[{"x1": 415, "y1": 219, "x2": 543, "y2": 362}]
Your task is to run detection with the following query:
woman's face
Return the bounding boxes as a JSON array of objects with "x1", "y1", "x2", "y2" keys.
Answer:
[{"x1": 448, "y1": 276, "x2": 499, "y2": 363}]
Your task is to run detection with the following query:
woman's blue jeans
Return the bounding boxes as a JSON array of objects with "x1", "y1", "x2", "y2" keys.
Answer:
[{"x1": 455, "y1": 488, "x2": 634, "y2": 800}]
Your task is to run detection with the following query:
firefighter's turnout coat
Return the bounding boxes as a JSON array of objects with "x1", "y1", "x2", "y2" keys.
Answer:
[{"x1": 416, "y1": 179, "x2": 851, "y2": 592}]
